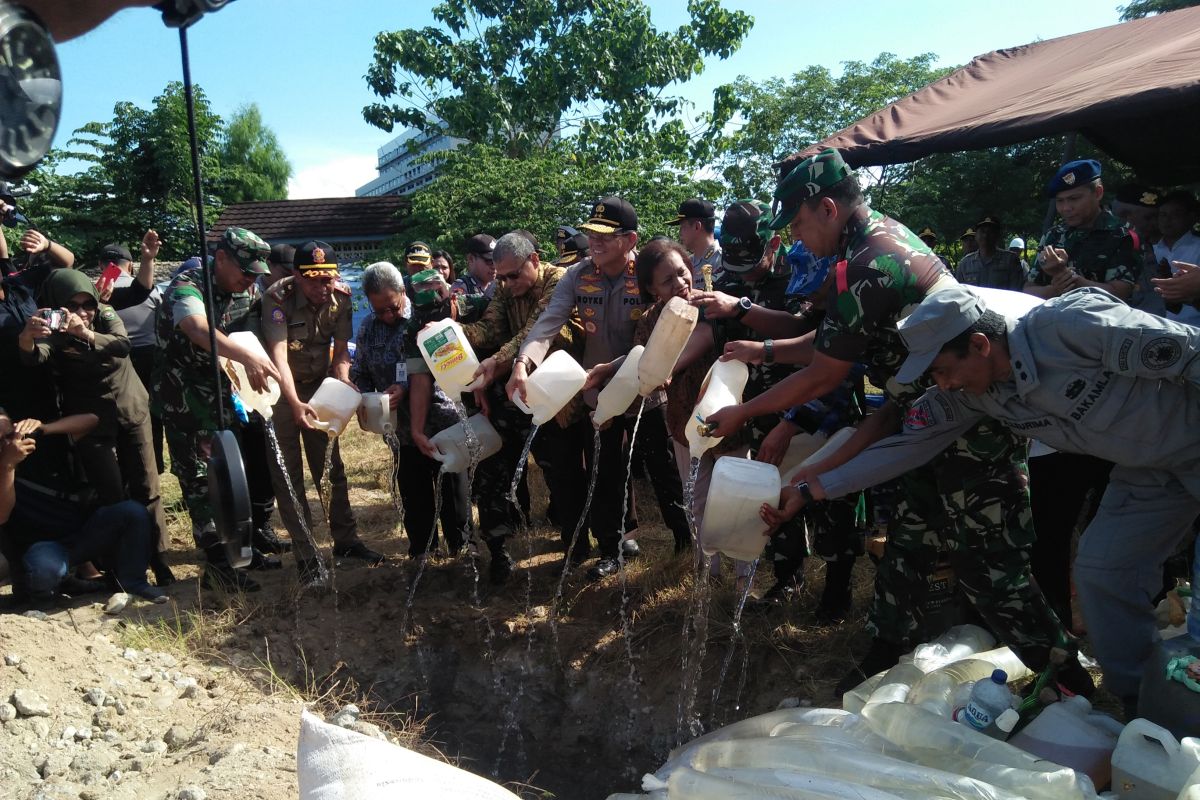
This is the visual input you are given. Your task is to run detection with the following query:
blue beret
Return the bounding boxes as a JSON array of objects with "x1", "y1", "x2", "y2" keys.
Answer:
[{"x1": 1046, "y1": 159, "x2": 1102, "y2": 198}]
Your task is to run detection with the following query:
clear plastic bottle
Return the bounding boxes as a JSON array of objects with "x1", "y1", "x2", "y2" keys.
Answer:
[{"x1": 953, "y1": 669, "x2": 1016, "y2": 740}]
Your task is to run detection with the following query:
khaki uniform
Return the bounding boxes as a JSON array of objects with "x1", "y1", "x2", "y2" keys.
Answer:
[{"x1": 261, "y1": 277, "x2": 360, "y2": 561}]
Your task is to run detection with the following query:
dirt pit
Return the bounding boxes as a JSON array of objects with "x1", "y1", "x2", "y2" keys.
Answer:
[{"x1": 0, "y1": 425, "x2": 881, "y2": 799}]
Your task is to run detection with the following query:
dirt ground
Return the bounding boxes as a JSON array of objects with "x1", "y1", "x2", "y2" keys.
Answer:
[{"x1": 0, "y1": 424, "x2": 1113, "y2": 799}]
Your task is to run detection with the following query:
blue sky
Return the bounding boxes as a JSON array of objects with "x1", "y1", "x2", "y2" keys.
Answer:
[{"x1": 53, "y1": 0, "x2": 1123, "y2": 198}]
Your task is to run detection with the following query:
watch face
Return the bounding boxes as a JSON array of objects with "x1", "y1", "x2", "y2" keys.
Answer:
[{"x1": 0, "y1": 6, "x2": 61, "y2": 178}]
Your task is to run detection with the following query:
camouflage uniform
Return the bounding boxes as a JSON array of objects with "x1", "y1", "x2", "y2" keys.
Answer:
[
  {"x1": 817, "y1": 205, "x2": 1070, "y2": 667},
  {"x1": 460, "y1": 262, "x2": 584, "y2": 543},
  {"x1": 153, "y1": 230, "x2": 268, "y2": 548},
  {"x1": 260, "y1": 273, "x2": 362, "y2": 562},
  {"x1": 1027, "y1": 209, "x2": 1142, "y2": 291}
]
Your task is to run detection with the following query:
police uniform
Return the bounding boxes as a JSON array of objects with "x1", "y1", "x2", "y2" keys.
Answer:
[
  {"x1": 155, "y1": 228, "x2": 268, "y2": 554},
  {"x1": 666, "y1": 198, "x2": 721, "y2": 288},
  {"x1": 819, "y1": 285, "x2": 1200, "y2": 701},
  {"x1": 260, "y1": 243, "x2": 363, "y2": 566},
  {"x1": 770, "y1": 149, "x2": 1074, "y2": 687},
  {"x1": 518, "y1": 197, "x2": 664, "y2": 570}
]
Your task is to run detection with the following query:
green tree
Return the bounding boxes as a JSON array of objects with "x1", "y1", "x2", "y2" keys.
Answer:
[
  {"x1": 383, "y1": 141, "x2": 722, "y2": 262},
  {"x1": 714, "y1": 53, "x2": 951, "y2": 201},
  {"x1": 220, "y1": 103, "x2": 292, "y2": 203},
  {"x1": 17, "y1": 84, "x2": 292, "y2": 263},
  {"x1": 1119, "y1": 0, "x2": 1200, "y2": 19},
  {"x1": 364, "y1": 0, "x2": 753, "y2": 163},
  {"x1": 58, "y1": 81, "x2": 224, "y2": 261}
]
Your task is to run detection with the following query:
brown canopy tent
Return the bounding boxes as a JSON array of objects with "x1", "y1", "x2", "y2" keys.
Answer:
[{"x1": 786, "y1": 7, "x2": 1200, "y2": 185}]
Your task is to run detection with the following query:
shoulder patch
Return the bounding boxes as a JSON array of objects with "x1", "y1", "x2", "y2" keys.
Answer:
[
  {"x1": 1141, "y1": 336, "x2": 1182, "y2": 370},
  {"x1": 333, "y1": 279, "x2": 352, "y2": 296},
  {"x1": 904, "y1": 398, "x2": 934, "y2": 430},
  {"x1": 270, "y1": 306, "x2": 286, "y2": 325},
  {"x1": 101, "y1": 308, "x2": 116, "y2": 322}
]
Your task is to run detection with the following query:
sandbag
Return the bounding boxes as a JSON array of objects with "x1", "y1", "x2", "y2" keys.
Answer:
[{"x1": 297, "y1": 710, "x2": 520, "y2": 800}]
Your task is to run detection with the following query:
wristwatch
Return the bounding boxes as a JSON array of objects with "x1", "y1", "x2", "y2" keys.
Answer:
[
  {"x1": 763, "y1": 338, "x2": 774, "y2": 365},
  {"x1": 793, "y1": 480, "x2": 814, "y2": 504},
  {"x1": 735, "y1": 296, "x2": 753, "y2": 320}
]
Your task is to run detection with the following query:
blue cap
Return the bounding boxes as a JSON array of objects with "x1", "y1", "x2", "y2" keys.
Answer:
[{"x1": 1046, "y1": 159, "x2": 1102, "y2": 198}]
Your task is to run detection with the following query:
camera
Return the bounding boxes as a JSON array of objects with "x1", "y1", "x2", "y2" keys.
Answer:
[
  {"x1": 40, "y1": 308, "x2": 65, "y2": 331},
  {"x1": 0, "y1": 181, "x2": 31, "y2": 227}
]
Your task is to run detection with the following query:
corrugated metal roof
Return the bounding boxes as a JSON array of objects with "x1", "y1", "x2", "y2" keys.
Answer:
[{"x1": 208, "y1": 196, "x2": 412, "y2": 243}]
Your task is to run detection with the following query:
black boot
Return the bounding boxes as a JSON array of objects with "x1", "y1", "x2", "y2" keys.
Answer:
[
  {"x1": 834, "y1": 638, "x2": 905, "y2": 698},
  {"x1": 815, "y1": 557, "x2": 855, "y2": 625},
  {"x1": 252, "y1": 522, "x2": 292, "y2": 554},
  {"x1": 487, "y1": 538, "x2": 514, "y2": 585},
  {"x1": 149, "y1": 553, "x2": 175, "y2": 587},
  {"x1": 247, "y1": 548, "x2": 284, "y2": 571},
  {"x1": 200, "y1": 546, "x2": 261, "y2": 593}
]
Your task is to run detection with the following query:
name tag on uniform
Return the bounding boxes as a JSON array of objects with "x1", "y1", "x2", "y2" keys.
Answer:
[{"x1": 395, "y1": 361, "x2": 408, "y2": 385}]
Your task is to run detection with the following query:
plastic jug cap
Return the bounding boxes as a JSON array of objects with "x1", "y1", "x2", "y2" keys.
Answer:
[{"x1": 991, "y1": 669, "x2": 1008, "y2": 684}]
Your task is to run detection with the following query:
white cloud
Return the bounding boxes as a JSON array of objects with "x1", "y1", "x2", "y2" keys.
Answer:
[{"x1": 287, "y1": 155, "x2": 379, "y2": 199}]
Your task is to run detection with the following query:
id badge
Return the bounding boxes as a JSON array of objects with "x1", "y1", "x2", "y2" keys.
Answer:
[{"x1": 395, "y1": 361, "x2": 408, "y2": 386}]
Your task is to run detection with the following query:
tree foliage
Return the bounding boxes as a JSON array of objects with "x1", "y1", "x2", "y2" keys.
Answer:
[
  {"x1": 715, "y1": 53, "x2": 951, "y2": 201},
  {"x1": 364, "y1": 0, "x2": 752, "y2": 163},
  {"x1": 1119, "y1": 0, "x2": 1200, "y2": 20},
  {"x1": 384, "y1": 141, "x2": 722, "y2": 262},
  {"x1": 15, "y1": 83, "x2": 292, "y2": 263},
  {"x1": 220, "y1": 104, "x2": 292, "y2": 203}
]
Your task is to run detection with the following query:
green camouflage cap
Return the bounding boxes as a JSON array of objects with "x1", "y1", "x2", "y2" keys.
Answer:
[
  {"x1": 219, "y1": 226, "x2": 271, "y2": 275},
  {"x1": 769, "y1": 148, "x2": 852, "y2": 229}
]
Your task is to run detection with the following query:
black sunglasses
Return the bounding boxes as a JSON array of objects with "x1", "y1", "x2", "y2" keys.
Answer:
[{"x1": 65, "y1": 299, "x2": 98, "y2": 313}]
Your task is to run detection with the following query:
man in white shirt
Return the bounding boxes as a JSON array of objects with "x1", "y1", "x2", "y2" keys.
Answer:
[{"x1": 1152, "y1": 190, "x2": 1200, "y2": 326}]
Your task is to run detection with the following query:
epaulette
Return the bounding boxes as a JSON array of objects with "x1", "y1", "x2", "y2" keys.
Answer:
[{"x1": 333, "y1": 278, "x2": 352, "y2": 296}]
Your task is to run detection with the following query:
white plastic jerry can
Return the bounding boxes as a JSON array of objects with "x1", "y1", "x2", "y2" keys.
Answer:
[
  {"x1": 359, "y1": 392, "x2": 397, "y2": 435},
  {"x1": 698, "y1": 456, "x2": 781, "y2": 561},
  {"x1": 637, "y1": 296, "x2": 698, "y2": 396},
  {"x1": 307, "y1": 378, "x2": 361, "y2": 436},
  {"x1": 512, "y1": 349, "x2": 587, "y2": 426},
  {"x1": 593, "y1": 345, "x2": 643, "y2": 427},
  {"x1": 429, "y1": 413, "x2": 503, "y2": 474},
  {"x1": 221, "y1": 330, "x2": 281, "y2": 419},
  {"x1": 686, "y1": 359, "x2": 749, "y2": 459},
  {"x1": 416, "y1": 319, "x2": 482, "y2": 397},
  {"x1": 1112, "y1": 718, "x2": 1200, "y2": 800}
]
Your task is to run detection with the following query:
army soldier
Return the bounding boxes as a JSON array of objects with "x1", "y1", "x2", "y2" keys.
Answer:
[
  {"x1": 460, "y1": 232, "x2": 584, "y2": 583},
  {"x1": 155, "y1": 227, "x2": 281, "y2": 592},
  {"x1": 704, "y1": 149, "x2": 1088, "y2": 697},
  {"x1": 769, "y1": 284, "x2": 1200, "y2": 712},
  {"x1": 666, "y1": 198, "x2": 721, "y2": 288},
  {"x1": 261, "y1": 241, "x2": 383, "y2": 586},
  {"x1": 1025, "y1": 159, "x2": 1142, "y2": 302},
  {"x1": 957, "y1": 217, "x2": 1027, "y2": 291}
]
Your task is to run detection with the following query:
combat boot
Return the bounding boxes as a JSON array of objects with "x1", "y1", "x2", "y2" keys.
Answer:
[
  {"x1": 200, "y1": 546, "x2": 261, "y2": 593},
  {"x1": 252, "y1": 521, "x2": 292, "y2": 554},
  {"x1": 487, "y1": 538, "x2": 514, "y2": 585}
]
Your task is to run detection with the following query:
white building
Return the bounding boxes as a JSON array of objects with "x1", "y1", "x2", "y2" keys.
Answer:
[{"x1": 356, "y1": 123, "x2": 464, "y2": 198}]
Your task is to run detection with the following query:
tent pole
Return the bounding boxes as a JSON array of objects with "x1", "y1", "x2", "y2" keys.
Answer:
[{"x1": 1041, "y1": 132, "x2": 1078, "y2": 238}]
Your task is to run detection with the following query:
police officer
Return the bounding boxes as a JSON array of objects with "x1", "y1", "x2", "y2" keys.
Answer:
[
  {"x1": 666, "y1": 198, "x2": 721, "y2": 288},
  {"x1": 261, "y1": 241, "x2": 383, "y2": 586},
  {"x1": 554, "y1": 226, "x2": 589, "y2": 268},
  {"x1": 155, "y1": 227, "x2": 281, "y2": 592},
  {"x1": 1025, "y1": 159, "x2": 1142, "y2": 302},
  {"x1": 705, "y1": 149, "x2": 1086, "y2": 697},
  {"x1": 771, "y1": 284, "x2": 1200, "y2": 713},
  {"x1": 957, "y1": 217, "x2": 1026, "y2": 291},
  {"x1": 459, "y1": 232, "x2": 584, "y2": 583},
  {"x1": 917, "y1": 226, "x2": 952, "y2": 270},
  {"x1": 509, "y1": 196, "x2": 650, "y2": 580}
]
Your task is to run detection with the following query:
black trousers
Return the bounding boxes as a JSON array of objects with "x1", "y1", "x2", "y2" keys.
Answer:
[
  {"x1": 626, "y1": 404, "x2": 689, "y2": 543},
  {"x1": 1028, "y1": 450, "x2": 1114, "y2": 625},
  {"x1": 395, "y1": 443, "x2": 469, "y2": 557},
  {"x1": 239, "y1": 417, "x2": 277, "y2": 531},
  {"x1": 129, "y1": 345, "x2": 165, "y2": 475}
]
